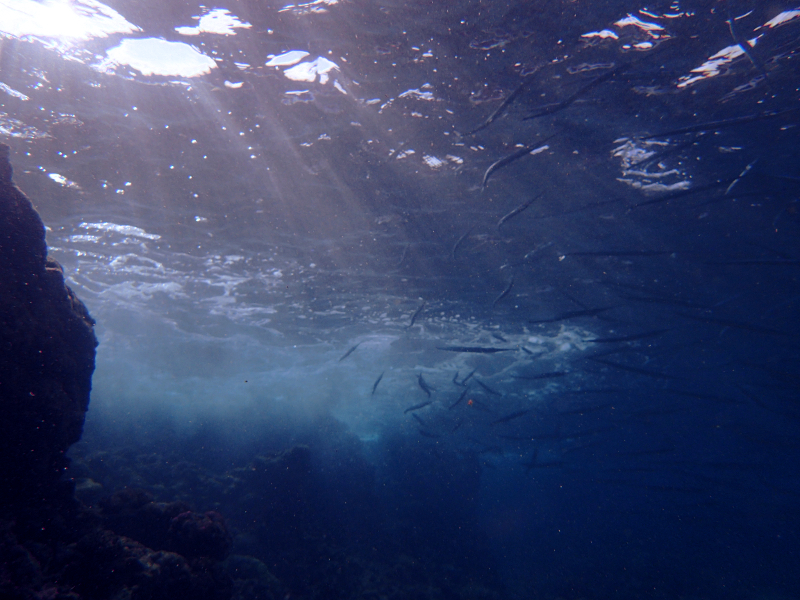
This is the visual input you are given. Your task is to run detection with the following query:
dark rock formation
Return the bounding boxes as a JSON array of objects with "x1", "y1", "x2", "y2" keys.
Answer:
[
  {"x1": 168, "y1": 510, "x2": 232, "y2": 561},
  {"x1": 0, "y1": 144, "x2": 233, "y2": 600},
  {"x1": 99, "y1": 489, "x2": 233, "y2": 561},
  {"x1": 0, "y1": 143, "x2": 97, "y2": 506},
  {"x1": 64, "y1": 528, "x2": 232, "y2": 600}
]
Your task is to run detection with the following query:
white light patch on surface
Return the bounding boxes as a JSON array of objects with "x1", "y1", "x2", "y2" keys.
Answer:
[
  {"x1": 266, "y1": 50, "x2": 309, "y2": 67},
  {"x1": 80, "y1": 221, "x2": 162, "y2": 240},
  {"x1": 283, "y1": 57, "x2": 339, "y2": 84},
  {"x1": 615, "y1": 14, "x2": 665, "y2": 31},
  {"x1": 48, "y1": 173, "x2": 81, "y2": 189},
  {"x1": 0, "y1": 114, "x2": 45, "y2": 139},
  {"x1": 612, "y1": 139, "x2": 691, "y2": 194},
  {"x1": 581, "y1": 30, "x2": 619, "y2": 40},
  {"x1": 398, "y1": 84, "x2": 436, "y2": 101},
  {"x1": 102, "y1": 280, "x2": 185, "y2": 301},
  {"x1": 639, "y1": 8, "x2": 694, "y2": 19},
  {"x1": 175, "y1": 8, "x2": 251, "y2": 36},
  {"x1": 612, "y1": 139, "x2": 657, "y2": 167},
  {"x1": 618, "y1": 180, "x2": 692, "y2": 193},
  {"x1": 69, "y1": 235, "x2": 101, "y2": 243},
  {"x1": 0, "y1": 0, "x2": 140, "y2": 42},
  {"x1": 422, "y1": 155, "x2": 444, "y2": 169},
  {"x1": 0, "y1": 82, "x2": 29, "y2": 101},
  {"x1": 759, "y1": 9, "x2": 800, "y2": 29},
  {"x1": 279, "y1": 0, "x2": 338, "y2": 15},
  {"x1": 102, "y1": 38, "x2": 216, "y2": 77},
  {"x1": 622, "y1": 168, "x2": 681, "y2": 179},
  {"x1": 677, "y1": 43, "x2": 752, "y2": 88}
]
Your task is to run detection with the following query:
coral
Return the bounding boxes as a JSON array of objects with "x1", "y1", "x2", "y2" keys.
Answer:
[
  {"x1": 98, "y1": 488, "x2": 232, "y2": 560},
  {"x1": 225, "y1": 555, "x2": 286, "y2": 600},
  {"x1": 167, "y1": 510, "x2": 232, "y2": 561}
]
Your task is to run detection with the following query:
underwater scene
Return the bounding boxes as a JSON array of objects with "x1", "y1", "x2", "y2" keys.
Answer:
[{"x1": 1, "y1": 0, "x2": 799, "y2": 598}]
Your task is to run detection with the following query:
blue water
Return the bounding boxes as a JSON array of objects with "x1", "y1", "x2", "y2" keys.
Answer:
[{"x1": 2, "y1": 0, "x2": 800, "y2": 597}]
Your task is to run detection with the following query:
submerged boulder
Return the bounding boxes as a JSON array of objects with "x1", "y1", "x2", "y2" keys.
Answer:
[
  {"x1": 66, "y1": 528, "x2": 232, "y2": 600},
  {"x1": 99, "y1": 489, "x2": 233, "y2": 561},
  {"x1": 0, "y1": 143, "x2": 98, "y2": 506}
]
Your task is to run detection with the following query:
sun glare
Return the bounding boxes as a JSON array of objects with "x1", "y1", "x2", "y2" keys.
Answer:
[{"x1": 0, "y1": 0, "x2": 139, "y2": 42}]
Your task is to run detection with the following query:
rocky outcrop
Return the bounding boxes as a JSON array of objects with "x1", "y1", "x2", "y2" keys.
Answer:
[
  {"x1": 0, "y1": 143, "x2": 97, "y2": 505},
  {"x1": 0, "y1": 144, "x2": 233, "y2": 600},
  {"x1": 64, "y1": 527, "x2": 232, "y2": 600},
  {"x1": 99, "y1": 489, "x2": 233, "y2": 561}
]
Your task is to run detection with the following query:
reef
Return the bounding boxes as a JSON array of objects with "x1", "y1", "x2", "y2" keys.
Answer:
[
  {"x1": 0, "y1": 144, "x2": 233, "y2": 600},
  {"x1": 69, "y1": 421, "x2": 506, "y2": 600}
]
